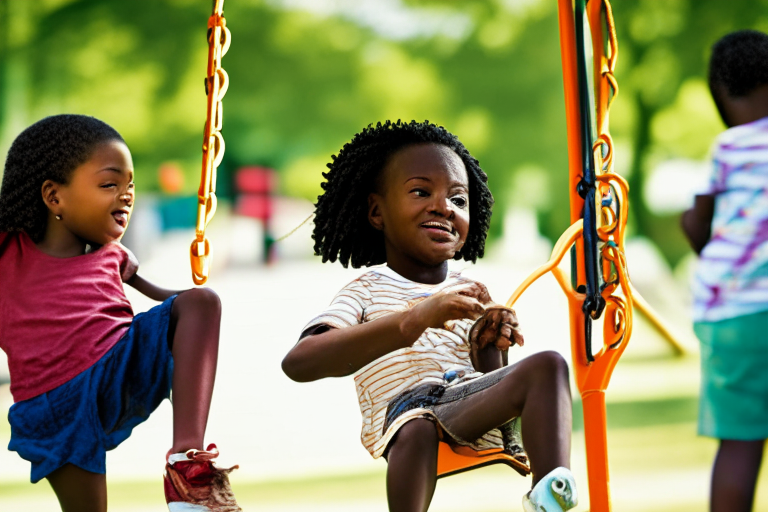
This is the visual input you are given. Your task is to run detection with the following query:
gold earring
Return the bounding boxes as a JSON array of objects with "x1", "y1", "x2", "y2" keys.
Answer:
[{"x1": 55, "y1": 215, "x2": 62, "y2": 220}]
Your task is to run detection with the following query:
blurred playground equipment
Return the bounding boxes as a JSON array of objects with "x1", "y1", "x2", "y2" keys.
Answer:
[{"x1": 234, "y1": 166, "x2": 277, "y2": 263}]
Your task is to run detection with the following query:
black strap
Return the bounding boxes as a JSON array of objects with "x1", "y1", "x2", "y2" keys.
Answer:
[{"x1": 574, "y1": 0, "x2": 605, "y2": 362}]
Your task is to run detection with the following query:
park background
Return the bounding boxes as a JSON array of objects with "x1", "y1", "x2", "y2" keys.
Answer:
[{"x1": 1, "y1": 0, "x2": 768, "y2": 510}]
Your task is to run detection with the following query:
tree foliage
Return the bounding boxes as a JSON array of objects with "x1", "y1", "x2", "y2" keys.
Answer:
[{"x1": 1, "y1": 0, "x2": 767, "y2": 263}]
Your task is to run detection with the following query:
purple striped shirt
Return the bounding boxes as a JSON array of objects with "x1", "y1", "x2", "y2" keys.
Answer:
[{"x1": 693, "y1": 116, "x2": 768, "y2": 322}]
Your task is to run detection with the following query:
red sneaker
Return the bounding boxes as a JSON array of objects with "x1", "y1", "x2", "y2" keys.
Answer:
[{"x1": 164, "y1": 444, "x2": 242, "y2": 512}]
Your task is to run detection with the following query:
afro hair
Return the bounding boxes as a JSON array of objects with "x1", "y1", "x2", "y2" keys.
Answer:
[
  {"x1": 709, "y1": 30, "x2": 768, "y2": 125},
  {"x1": 312, "y1": 120, "x2": 494, "y2": 268}
]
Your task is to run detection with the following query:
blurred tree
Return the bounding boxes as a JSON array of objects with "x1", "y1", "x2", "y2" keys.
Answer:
[
  {"x1": 0, "y1": 0, "x2": 7, "y2": 134},
  {"x1": 610, "y1": 0, "x2": 768, "y2": 265},
  {"x1": 2, "y1": 0, "x2": 767, "y2": 262},
  {"x1": 23, "y1": 0, "x2": 209, "y2": 187},
  {"x1": 0, "y1": 0, "x2": 36, "y2": 150},
  {"x1": 2, "y1": 0, "x2": 569, "y2": 242}
]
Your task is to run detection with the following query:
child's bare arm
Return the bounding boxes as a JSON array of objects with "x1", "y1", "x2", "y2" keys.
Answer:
[
  {"x1": 118, "y1": 244, "x2": 183, "y2": 302},
  {"x1": 116, "y1": 243, "x2": 184, "y2": 301},
  {"x1": 126, "y1": 273, "x2": 185, "y2": 302},
  {"x1": 681, "y1": 194, "x2": 715, "y2": 255},
  {"x1": 282, "y1": 288, "x2": 486, "y2": 382}
]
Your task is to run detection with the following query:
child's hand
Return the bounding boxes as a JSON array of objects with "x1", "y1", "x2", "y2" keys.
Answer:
[
  {"x1": 447, "y1": 280, "x2": 493, "y2": 305},
  {"x1": 469, "y1": 306, "x2": 524, "y2": 351},
  {"x1": 468, "y1": 305, "x2": 523, "y2": 371},
  {"x1": 402, "y1": 283, "x2": 487, "y2": 340}
]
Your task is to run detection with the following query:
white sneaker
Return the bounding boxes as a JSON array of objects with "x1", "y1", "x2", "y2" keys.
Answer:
[{"x1": 522, "y1": 467, "x2": 578, "y2": 512}]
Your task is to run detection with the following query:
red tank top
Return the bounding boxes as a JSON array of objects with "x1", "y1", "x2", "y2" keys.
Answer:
[{"x1": 0, "y1": 232, "x2": 134, "y2": 402}]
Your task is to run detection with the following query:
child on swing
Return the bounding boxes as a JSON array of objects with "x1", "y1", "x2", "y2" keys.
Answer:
[
  {"x1": 682, "y1": 30, "x2": 768, "y2": 512},
  {"x1": 282, "y1": 120, "x2": 577, "y2": 512},
  {"x1": 0, "y1": 115, "x2": 241, "y2": 512}
]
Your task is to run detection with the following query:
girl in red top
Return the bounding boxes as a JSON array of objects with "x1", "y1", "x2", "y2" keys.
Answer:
[{"x1": 0, "y1": 115, "x2": 240, "y2": 512}]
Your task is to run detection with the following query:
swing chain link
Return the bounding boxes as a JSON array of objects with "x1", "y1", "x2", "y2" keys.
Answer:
[
  {"x1": 191, "y1": 0, "x2": 231, "y2": 285},
  {"x1": 591, "y1": 0, "x2": 633, "y2": 351}
]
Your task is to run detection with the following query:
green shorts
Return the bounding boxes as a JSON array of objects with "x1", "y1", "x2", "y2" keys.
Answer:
[{"x1": 695, "y1": 309, "x2": 768, "y2": 441}]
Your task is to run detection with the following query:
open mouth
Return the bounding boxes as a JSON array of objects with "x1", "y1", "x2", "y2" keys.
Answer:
[
  {"x1": 420, "y1": 221, "x2": 455, "y2": 235},
  {"x1": 112, "y1": 210, "x2": 129, "y2": 228}
]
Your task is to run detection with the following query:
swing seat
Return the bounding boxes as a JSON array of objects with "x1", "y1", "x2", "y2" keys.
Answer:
[{"x1": 436, "y1": 441, "x2": 531, "y2": 479}]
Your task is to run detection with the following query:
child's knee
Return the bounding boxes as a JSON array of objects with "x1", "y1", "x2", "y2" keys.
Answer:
[
  {"x1": 388, "y1": 419, "x2": 438, "y2": 458},
  {"x1": 528, "y1": 350, "x2": 570, "y2": 383},
  {"x1": 175, "y1": 288, "x2": 222, "y2": 317}
]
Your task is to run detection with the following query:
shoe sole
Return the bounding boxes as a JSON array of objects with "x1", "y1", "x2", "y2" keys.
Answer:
[{"x1": 168, "y1": 503, "x2": 212, "y2": 512}]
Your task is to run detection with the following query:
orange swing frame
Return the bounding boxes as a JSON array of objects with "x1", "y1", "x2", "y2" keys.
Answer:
[{"x1": 436, "y1": 3, "x2": 627, "y2": 512}]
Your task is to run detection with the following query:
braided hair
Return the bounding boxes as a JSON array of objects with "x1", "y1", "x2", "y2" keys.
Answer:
[
  {"x1": 0, "y1": 115, "x2": 124, "y2": 242},
  {"x1": 313, "y1": 120, "x2": 494, "y2": 268},
  {"x1": 709, "y1": 30, "x2": 768, "y2": 126}
]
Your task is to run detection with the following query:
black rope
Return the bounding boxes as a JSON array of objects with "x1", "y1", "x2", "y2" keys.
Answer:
[{"x1": 574, "y1": 0, "x2": 605, "y2": 362}]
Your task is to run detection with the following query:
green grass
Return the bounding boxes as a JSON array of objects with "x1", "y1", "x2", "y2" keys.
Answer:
[
  {"x1": 573, "y1": 396, "x2": 699, "y2": 431},
  {"x1": 226, "y1": 469, "x2": 386, "y2": 504}
]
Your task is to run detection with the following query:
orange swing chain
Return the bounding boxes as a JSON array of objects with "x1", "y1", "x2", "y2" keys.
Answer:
[
  {"x1": 505, "y1": 1, "x2": 628, "y2": 510},
  {"x1": 191, "y1": 0, "x2": 231, "y2": 285}
]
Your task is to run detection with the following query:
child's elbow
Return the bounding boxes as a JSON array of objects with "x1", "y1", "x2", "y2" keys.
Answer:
[{"x1": 281, "y1": 350, "x2": 312, "y2": 382}]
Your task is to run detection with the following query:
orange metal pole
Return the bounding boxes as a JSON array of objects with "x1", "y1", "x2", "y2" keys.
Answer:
[
  {"x1": 557, "y1": 0, "x2": 587, "y2": 285},
  {"x1": 555, "y1": 1, "x2": 627, "y2": 510},
  {"x1": 582, "y1": 391, "x2": 611, "y2": 504}
]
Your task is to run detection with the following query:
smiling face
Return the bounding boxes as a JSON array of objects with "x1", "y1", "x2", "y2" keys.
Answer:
[
  {"x1": 368, "y1": 143, "x2": 470, "y2": 282},
  {"x1": 53, "y1": 140, "x2": 135, "y2": 246}
]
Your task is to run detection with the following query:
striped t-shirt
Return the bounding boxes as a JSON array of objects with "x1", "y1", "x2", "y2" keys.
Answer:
[
  {"x1": 693, "y1": 116, "x2": 768, "y2": 322},
  {"x1": 303, "y1": 266, "x2": 504, "y2": 459}
]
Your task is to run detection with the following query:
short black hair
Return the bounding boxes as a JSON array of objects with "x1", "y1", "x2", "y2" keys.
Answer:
[
  {"x1": 0, "y1": 114, "x2": 124, "y2": 242},
  {"x1": 709, "y1": 30, "x2": 768, "y2": 124},
  {"x1": 312, "y1": 120, "x2": 494, "y2": 268}
]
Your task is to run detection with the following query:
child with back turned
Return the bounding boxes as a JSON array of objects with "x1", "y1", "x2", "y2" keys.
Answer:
[
  {"x1": 681, "y1": 30, "x2": 768, "y2": 512},
  {"x1": 282, "y1": 120, "x2": 577, "y2": 512},
  {"x1": 0, "y1": 115, "x2": 241, "y2": 512}
]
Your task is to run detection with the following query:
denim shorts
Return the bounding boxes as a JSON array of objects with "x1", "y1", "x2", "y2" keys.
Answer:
[
  {"x1": 8, "y1": 295, "x2": 176, "y2": 483},
  {"x1": 384, "y1": 364, "x2": 523, "y2": 455}
]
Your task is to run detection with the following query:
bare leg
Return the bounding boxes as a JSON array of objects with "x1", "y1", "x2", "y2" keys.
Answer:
[
  {"x1": 711, "y1": 439, "x2": 764, "y2": 512},
  {"x1": 168, "y1": 288, "x2": 222, "y2": 454},
  {"x1": 46, "y1": 464, "x2": 106, "y2": 512},
  {"x1": 436, "y1": 351, "x2": 572, "y2": 486},
  {"x1": 386, "y1": 419, "x2": 440, "y2": 512}
]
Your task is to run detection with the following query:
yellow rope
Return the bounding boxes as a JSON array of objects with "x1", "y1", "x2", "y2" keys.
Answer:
[{"x1": 274, "y1": 213, "x2": 315, "y2": 243}]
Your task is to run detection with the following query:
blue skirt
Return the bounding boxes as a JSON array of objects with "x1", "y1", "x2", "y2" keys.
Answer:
[{"x1": 8, "y1": 296, "x2": 176, "y2": 483}]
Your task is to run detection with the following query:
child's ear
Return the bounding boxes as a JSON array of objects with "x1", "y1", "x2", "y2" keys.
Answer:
[
  {"x1": 368, "y1": 193, "x2": 384, "y2": 231},
  {"x1": 41, "y1": 180, "x2": 63, "y2": 216}
]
